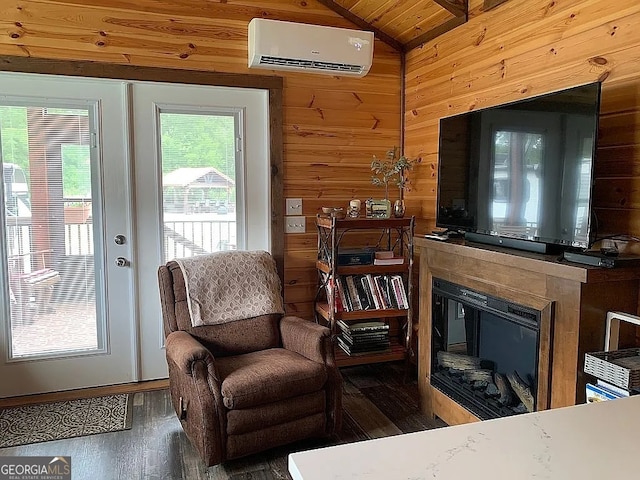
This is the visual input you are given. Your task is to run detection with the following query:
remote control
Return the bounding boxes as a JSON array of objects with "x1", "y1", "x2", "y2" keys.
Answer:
[{"x1": 424, "y1": 233, "x2": 448, "y2": 241}]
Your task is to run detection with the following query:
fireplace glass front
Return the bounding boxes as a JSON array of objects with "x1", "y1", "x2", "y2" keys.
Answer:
[{"x1": 431, "y1": 278, "x2": 541, "y2": 420}]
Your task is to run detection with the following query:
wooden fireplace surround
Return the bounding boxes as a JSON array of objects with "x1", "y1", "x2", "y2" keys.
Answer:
[{"x1": 415, "y1": 237, "x2": 640, "y2": 425}]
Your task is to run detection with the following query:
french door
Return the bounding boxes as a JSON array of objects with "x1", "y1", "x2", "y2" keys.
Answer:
[
  {"x1": 0, "y1": 73, "x2": 136, "y2": 397},
  {"x1": 132, "y1": 82, "x2": 270, "y2": 380},
  {"x1": 0, "y1": 73, "x2": 270, "y2": 396}
]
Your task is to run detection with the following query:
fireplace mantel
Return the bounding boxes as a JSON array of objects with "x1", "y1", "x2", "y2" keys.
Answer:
[{"x1": 415, "y1": 237, "x2": 640, "y2": 425}]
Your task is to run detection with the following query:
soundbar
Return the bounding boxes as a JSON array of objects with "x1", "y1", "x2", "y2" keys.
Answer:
[
  {"x1": 464, "y1": 232, "x2": 550, "y2": 254},
  {"x1": 563, "y1": 251, "x2": 640, "y2": 268}
]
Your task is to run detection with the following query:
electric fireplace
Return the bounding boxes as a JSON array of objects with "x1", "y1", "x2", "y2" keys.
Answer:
[{"x1": 431, "y1": 278, "x2": 542, "y2": 420}]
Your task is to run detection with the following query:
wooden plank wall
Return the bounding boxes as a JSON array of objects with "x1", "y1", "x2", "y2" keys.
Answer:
[
  {"x1": 0, "y1": 0, "x2": 402, "y2": 319},
  {"x1": 405, "y1": 0, "x2": 640, "y2": 249}
]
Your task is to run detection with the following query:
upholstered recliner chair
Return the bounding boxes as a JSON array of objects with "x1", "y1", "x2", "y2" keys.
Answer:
[{"x1": 157, "y1": 250, "x2": 342, "y2": 466}]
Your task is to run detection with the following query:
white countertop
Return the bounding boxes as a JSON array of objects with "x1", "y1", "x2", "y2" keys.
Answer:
[{"x1": 288, "y1": 396, "x2": 640, "y2": 479}]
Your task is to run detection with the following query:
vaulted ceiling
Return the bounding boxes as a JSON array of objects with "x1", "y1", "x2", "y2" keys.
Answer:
[{"x1": 317, "y1": 0, "x2": 505, "y2": 52}]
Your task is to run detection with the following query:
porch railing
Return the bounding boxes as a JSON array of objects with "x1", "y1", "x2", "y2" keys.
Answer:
[{"x1": 6, "y1": 219, "x2": 236, "y2": 266}]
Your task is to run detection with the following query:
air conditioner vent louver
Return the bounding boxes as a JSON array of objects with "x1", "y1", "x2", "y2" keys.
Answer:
[
  {"x1": 248, "y1": 18, "x2": 373, "y2": 77},
  {"x1": 259, "y1": 56, "x2": 363, "y2": 74}
]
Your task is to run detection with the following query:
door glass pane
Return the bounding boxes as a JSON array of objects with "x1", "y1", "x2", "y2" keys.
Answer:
[
  {"x1": 1, "y1": 105, "x2": 101, "y2": 359},
  {"x1": 159, "y1": 112, "x2": 237, "y2": 261}
]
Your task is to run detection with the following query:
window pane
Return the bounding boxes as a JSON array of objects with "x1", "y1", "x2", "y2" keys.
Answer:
[
  {"x1": 160, "y1": 112, "x2": 237, "y2": 261},
  {"x1": 1, "y1": 105, "x2": 99, "y2": 358}
]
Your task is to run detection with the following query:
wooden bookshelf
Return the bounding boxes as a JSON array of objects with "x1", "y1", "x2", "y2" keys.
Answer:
[{"x1": 314, "y1": 215, "x2": 415, "y2": 367}]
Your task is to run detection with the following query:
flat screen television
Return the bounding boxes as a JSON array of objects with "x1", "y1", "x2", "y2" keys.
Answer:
[{"x1": 436, "y1": 82, "x2": 601, "y2": 253}]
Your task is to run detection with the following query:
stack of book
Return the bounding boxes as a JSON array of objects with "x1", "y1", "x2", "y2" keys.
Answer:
[
  {"x1": 373, "y1": 250, "x2": 405, "y2": 265},
  {"x1": 336, "y1": 320, "x2": 390, "y2": 356},
  {"x1": 585, "y1": 379, "x2": 639, "y2": 403}
]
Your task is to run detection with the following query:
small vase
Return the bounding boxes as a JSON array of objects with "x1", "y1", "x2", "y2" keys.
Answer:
[{"x1": 393, "y1": 200, "x2": 405, "y2": 218}]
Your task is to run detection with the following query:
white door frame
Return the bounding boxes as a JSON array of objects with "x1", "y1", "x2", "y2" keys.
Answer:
[
  {"x1": 131, "y1": 82, "x2": 270, "y2": 380},
  {"x1": 0, "y1": 73, "x2": 137, "y2": 397}
]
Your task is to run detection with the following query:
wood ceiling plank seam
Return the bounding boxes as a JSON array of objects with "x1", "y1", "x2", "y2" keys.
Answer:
[
  {"x1": 403, "y1": 15, "x2": 465, "y2": 51},
  {"x1": 346, "y1": 0, "x2": 390, "y2": 18},
  {"x1": 432, "y1": 0, "x2": 467, "y2": 17},
  {"x1": 395, "y1": 10, "x2": 458, "y2": 46},
  {"x1": 355, "y1": 0, "x2": 408, "y2": 24},
  {"x1": 334, "y1": 0, "x2": 362, "y2": 11},
  {"x1": 396, "y1": 9, "x2": 455, "y2": 38},
  {"x1": 368, "y1": 0, "x2": 439, "y2": 37},
  {"x1": 314, "y1": 0, "x2": 403, "y2": 51},
  {"x1": 483, "y1": 0, "x2": 510, "y2": 13}
]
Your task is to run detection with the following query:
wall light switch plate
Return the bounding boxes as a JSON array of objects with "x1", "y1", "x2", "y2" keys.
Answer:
[
  {"x1": 285, "y1": 216, "x2": 306, "y2": 234},
  {"x1": 286, "y1": 198, "x2": 303, "y2": 216}
]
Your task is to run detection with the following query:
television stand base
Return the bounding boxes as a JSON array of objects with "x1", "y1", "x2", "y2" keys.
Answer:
[{"x1": 464, "y1": 232, "x2": 556, "y2": 254}]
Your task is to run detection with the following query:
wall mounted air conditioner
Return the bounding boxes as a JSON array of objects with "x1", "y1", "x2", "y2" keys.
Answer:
[{"x1": 248, "y1": 18, "x2": 374, "y2": 77}]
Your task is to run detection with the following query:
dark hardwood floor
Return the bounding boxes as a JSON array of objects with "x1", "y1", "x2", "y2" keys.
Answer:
[{"x1": 0, "y1": 363, "x2": 445, "y2": 479}]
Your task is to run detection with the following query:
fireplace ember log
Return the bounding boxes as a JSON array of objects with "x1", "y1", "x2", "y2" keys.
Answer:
[
  {"x1": 463, "y1": 369, "x2": 494, "y2": 383},
  {"x1": 437, "y1": 351, "x2": 483, "y2": 370},
  {"x1": 485, "y1": 382, "x2": 500, "y2": 397},
  {"x1": 507, "y1": 371, "x2": 534, "y2": 413},
  {"x1": 494, "y1": 373, "x2": 514, "y2": 406},
  {"x1": 513, "y1": 403, "x2": 528, "y2": 414},
  {"x1": 472, "y1": 380, "x2": 489, "y2": 390}
]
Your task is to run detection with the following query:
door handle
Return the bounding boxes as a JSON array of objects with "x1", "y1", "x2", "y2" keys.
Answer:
[{"x1": 115, "y1": 257, "x2": 130, "y2": 267}]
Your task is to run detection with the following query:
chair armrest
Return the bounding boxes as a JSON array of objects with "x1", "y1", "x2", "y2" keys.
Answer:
[
  {"x1": 165, "y1": 330, "x2": 220, "y2": 382},
  {"x1": 165, "y1": 330, "x2": 227, "y2": 466},
  {"x1": 279, "y1": 316, "x2": 333, "y2": 365}
]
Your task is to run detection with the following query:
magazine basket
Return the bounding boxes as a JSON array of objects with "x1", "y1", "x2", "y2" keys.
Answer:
[{"x1": 584, "y1": 347, "x2": 640, "y2": 390}]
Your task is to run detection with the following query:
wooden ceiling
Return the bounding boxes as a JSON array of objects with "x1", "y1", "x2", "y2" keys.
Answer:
[{"x1": 317, "y1": 0, "x2": 470, "y2": 52}]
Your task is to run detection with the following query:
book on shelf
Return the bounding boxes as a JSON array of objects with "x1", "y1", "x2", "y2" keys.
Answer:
[
  {"x1": 596, "y1": 379, "x2": 637, "y2": 397},
  {"x1": 357, "y1": 275, "x2": 377, "y2": 310},
  {"x1": 374, "y1": 275, "x2": 397, "y2": 309},
  {"x1": 337, "y1": 320, "x2": 389, "y2": 333},
  {"x1": 337, "y1": 248, "x2": 375, "y2": 266},
  {"x1": 339, "y1": 323, "x2": 390, "y2": 340},
  {"x1": 337, "y1": 336, "x2": 392, "y2": 356},
  {"x1": 336, "y1": 277, "x2": 351, "y2": 312},
  {"x1": 340, "y1": 332, "x2": 390, "y2": 346},
  {"x1": 352, "y1": 275, "x2": 372, "y2": 310},
  {"x1": 364, "y1": 274, "x2": 381, "y2": 310},
  {"x1": 321, "y1": 272, "x2": 344, "y2": 312},
  {"x1": 375, "y1": 250, "x2": 395, "y2": 260},
  {"x1": 586, "y1": 383, "x2": 622, "y2": 402},
  {"x1": 373, "y1": 257, "x2": 405, "y2": 266},
  {"x1": 390, "y1": 274, "x2": 409, "y2": 309},
  {"x1": 344, "y1": 276, "x2": 363, "y2": 311}
]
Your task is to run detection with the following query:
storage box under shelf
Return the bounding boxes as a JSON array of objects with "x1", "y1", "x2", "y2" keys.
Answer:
[{"x1": 584, "y1": 348, "x2": 640, "y2": 390}]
